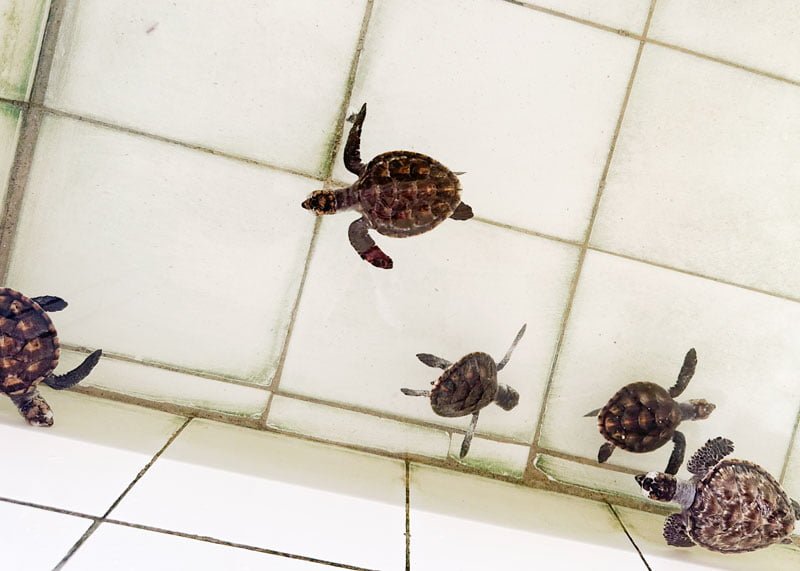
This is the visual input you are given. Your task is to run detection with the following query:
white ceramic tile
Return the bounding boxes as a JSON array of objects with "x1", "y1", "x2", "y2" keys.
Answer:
[
  {"x1": 266, "y1": 394, "x2": 451, "y2": 459},
  {"x1": 533, "y1": 453, "x2": 643, "y2": 500},
  {"x1": 650, "y1": 1, "x2": 800, "y2": 82},
  {"x1": 0, "y1": 0, "x2": 49, "y2": 100},
  {"x1": 0, "y1": 102, "x2": 21, "y2": 203},
  {"x1": 0, "y1": 502, "x2": 92, "y2": 569},
  {"x1": 336, "y1": 0, "x2": 638, "y2": 241},
  {"x1": 519, "y1": 0, "x2": 651, "y2": 32},
  {"x1": 615, "y1": 506, "x2": 800, "y2": 570},
  {"x1": 539, "y1": 251, "x2": 800, "y2": 479},
  {"x1": 409, "y1": 465, "x2": 645, "y2": 570},
  {"x1": 593, "y1": 44, "x2": 800, "y2": 299},
  {"x1": 7, "y1": 113, "x2": 315, "y2": 383},
  {"x1": 0, "y1": 388, "x2": 184, "y2": 514},
  {"x1": 448, "y1": 435, "x2": 530, "y2": 478},
  {"x1": 59, "y1": 349, "x2": 269, "y2": 420},
  {"x1": 111, "y1": 419, "x2": 406, "y2": 571},
  {"x1": 65, "y1": 523, "x2": 338, "y2": 571},
  {"x1": 280, "y1": 217, "x2": 578, "y2": 442},
  {"x1": 46, "y1": 0, "x2": 367, "y2": 176}
]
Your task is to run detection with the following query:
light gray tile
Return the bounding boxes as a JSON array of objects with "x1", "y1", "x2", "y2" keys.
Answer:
[{"x1": 0, "y1": 0, "x2": 49, "y2": 100}]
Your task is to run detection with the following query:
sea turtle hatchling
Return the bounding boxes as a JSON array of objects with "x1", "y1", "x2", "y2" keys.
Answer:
[
  {"x1": 301, "y1": 103, "x2": 473, "y2": 269},
  {"x1": 585, "y1": 348, "x2": 715, "y2": 475},
  {"x1": 400, "y1": 324, "x2": 526, "y2": 458},
  {"x1": 637, "y1": 437, "x2": 800, "y2": 553},
  {"x1": 0, "y1": 288, "x2": 102, "y2": 426}
]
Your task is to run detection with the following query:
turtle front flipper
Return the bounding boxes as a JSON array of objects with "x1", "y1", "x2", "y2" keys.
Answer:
[
  {"x1": 687, "y1": 437, "x2": 734, "y2": 476},
  {"x1": 344, "y1": 103, "x2": 367, "y2": 176},
  {"x1": 496, "y1": 324, "x2": 527, "y2": 371},
  {"x1": 348, "y1": 217, "x2": 393, "y2": 269},
  {"x1": 791, "y1": 499, "x2": 800, "y2": 520},
  {"x1": 598, "y1": 442, "x2": 615, "y2": 463},
  {"x1": 43, "y1": 349, "x2": 102, "y2": 390},
  {"x1": 459, "y1": 412, "x2": 480, "y2": 458},
  {"x1": 665, "y1": 431, "x2": 686, "y2": 475},
  {"x1": 401, "y1": 388, "x2": 430, "y2": 398},
  {"x1": 31, "y1": 296, "x2": 68, "y2": 312},
  {"x1": 449, "y1": 202, "x2": 473, "y2": 221},
  {"x1": 416, "y1": 353, "x2": 451, "y2": 369},
  {"x1": 668, "y1": 348, "x2": 697, "y2": 398},
  {"x1": 9, "y1": 388, "x2": 53, "y2": 427},
  {"x1": 663, "y1": 513, "x2": 694, "y2": 547}
]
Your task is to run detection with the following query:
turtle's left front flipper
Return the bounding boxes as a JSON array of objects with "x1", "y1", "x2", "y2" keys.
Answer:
[
  {"x1": 32, "y1": 296, "x2": 67, "y2": 312},
  {"x1": 44, "y1": 349, "x2": 102, "y2": 390}
]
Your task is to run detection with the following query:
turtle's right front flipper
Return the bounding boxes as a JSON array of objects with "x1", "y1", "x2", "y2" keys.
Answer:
[
  {"x1": 32, "y1": 296, "x2": 68, "y2": 312},
  {"x1": 416, "y1": 354, "x2": 451, "y2": 369},
  {"x1": 44, "y1": 349, "x2": 102, "y2": 390},
  {"x1": 348, "y1": 217, "x2": 393, "y2": 269},
  {"x1": 401, "y1": 388, "x2": 430, "y2": 397},
  {"x1": 687, "y1": 437, "x2": 733, "y2": 476}
]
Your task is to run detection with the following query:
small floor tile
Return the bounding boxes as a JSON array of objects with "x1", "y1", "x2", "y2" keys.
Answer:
[{"x1": 0, "y1": 0, "x2": 49, "y2": 100}]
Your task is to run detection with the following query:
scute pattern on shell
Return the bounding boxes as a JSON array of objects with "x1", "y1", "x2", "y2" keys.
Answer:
[
  {"x1": 357, "y1": 151, "x2": 461, "y2": 238},
  {"x1": 0, "y1": 288, "x2": 59, "y2": 395},
  {"x1": 598, "y1": 382, "x2": 681, "y2": 453},
  {"x1": 431, "y1": 353, "x2": 497, "y2": 417},
  {"x1": 689, "y1": 460, "x2": 796, "y2": 553}
]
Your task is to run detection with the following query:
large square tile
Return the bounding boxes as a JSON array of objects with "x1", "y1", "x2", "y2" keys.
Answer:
[
  {"x1": 0, "y1": 0, "x2": 49, "y2": 100},
  {"x1": 593, "y1": 44, "x2": 800, "y2": 299},
  {"x1": 0, "y1": 502, "x2": 92, "y2": 570},
  {"x1": 539, "y1": 251, "x2": 800, "y2": 479},
  {"x1": 7, "y1": 113, "x2": 315, "y2": 383},
  {"x1": 111, "y1": 420, "x2": 406, "y2": 571},
  {"x1": 0, "y1": 388, "x2": 184, "y2": 514},
  {"x1": 65, "y1": 523, "x2": 343, "y2": 570},
  {"x1": 650, "y1": 1, "x2": 800, "y2": 82},
  {"x1": 336, "y1": 0, "x2": 638, "y2": 241},
  {"x1": 409, "y1": 465, "x2": 645, "y2": 570},
  {"x1": 0, "y1": 102, "x2": 21, "y2": 204},
  {"x1": 46, "y1": 0, "x2": 368, "y2": 176},
  {"x1": 518, "y1": 0, "x2": 651, "y2": 33},
  {"x1": 279, "y1": 217, "x2": 578, "y2": 442}
]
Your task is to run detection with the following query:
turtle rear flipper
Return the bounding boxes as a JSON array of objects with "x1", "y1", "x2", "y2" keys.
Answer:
[
  {"x1": 665, "y1": 431, "x2": 686, "y2": 475},
  {"x1": 664, "y1": 513, "x2": 694, "y2": 547},
  {"x1": 598, "y1": 442, "x2": 615, "y2": 463},
  {"x1": 584, "y1": 408, "x2": 601, "y2": 417},
  {"x1": 496, "y1": 324, "x2": 527, "y2": 371},
  {"x1": 668, "y1": 348, "x2": 697, "y2": 398},
  {"x1": 44, "y1": 349, "x2": 102, "y2": 390},
  {"x1": 10, "y1": 389, "x2": 53, "y2": 427},
  {"x1": 31, "y1": 296, "x2": 67, "y2": 312},
  {"x1": 687, "y1": 437, "x2": 734, "y2": 476},
  {"x1": 416, "y1": 353, "x2": 451, "y2": 370},
  {"x1": 449, "y1": 202, "x2": 473, "y2": 221},
  {"x1": 344, "y1": 103, "x2": 367, "y2": 176}
]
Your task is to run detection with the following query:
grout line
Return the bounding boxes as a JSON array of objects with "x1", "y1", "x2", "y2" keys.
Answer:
[
  {"x1": 473, "y1": 216, "x2": 582, "y2": 247},
  {"x1": 53, "y1": 418, "x2": 192, "y2": 570},
  {"x1": 536, "y1": 446, "x2": 645, "y2": 477},
  {"x1": 0, "y1": 97, "x2": 29, "y2": 109},
  {"x1": 524, "y1": 0, "x2": 659, "y2": 482},
  {"x1": 499, "y1": 0, "x2": 639, "y2": 38},
  {"x1": 779, "y1": 404, "x2": 800, "y2": 484},
  {"x1": 608, "y1": 503, "x2": 653, "y2": 571},
  {"x1": 405, "y1": 461, "x2": 411, "y2": 571},
  {"x1": 0, "y1": 495, "x2": 98, "y2": 521}
]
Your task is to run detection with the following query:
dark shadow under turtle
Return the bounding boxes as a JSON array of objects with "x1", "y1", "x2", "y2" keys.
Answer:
[
  {"x1": 301, "y1": 103, "x2": 473, "y2": 269},
  {"x1": 0, "y1": 288, "x2": 102, "y2": 426},
  {"x1": 400, "y1": 324, "x2": 526, "y2": 458},
  {"x1": 585, "y1": 348, "x2": 715, "y2": 475}
]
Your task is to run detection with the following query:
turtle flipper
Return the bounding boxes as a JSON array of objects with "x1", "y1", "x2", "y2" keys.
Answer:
[
  {"x1": 416, "y1": 353, "x2": 451, "y2": 369},
  {"x1": 663, "y1": 513, "x2": 694, "y2": 547},
  {"x1": 496, "y1": 324, "x2": 527, "y2": 371},
  {"x1": 9, "y1": 388, "x2": 53, "y2": 427},
  {"x1": 584, "y1": 408, "x2": 601, "y2": 417},
  {"x1": 348, "y1": 217, "x2": 393, "y2": 270},
  {"x1": 401, "y1": 388, "x2": 430, "y2": 397},
  {"x1": 665, "y1": 431, "x2": 686, "y2": 475},
  {"x1": 449, "y1": 202, "x2": 473, "y2": 221},
  {"x1": 687, "y1": 437, "x2": 734, "y2": 476},
  {"x1": 43, "y1": 349, "x2": 102, "y2": 390},
  {"x1": 31, "y1": 296, "x2": 68, "y2": 312},
  {"x1": 344, "y1": 103, "x2": 367, "y2": 176},
  {"x1": 598, "y1": 442, "x2": 615, "y2": 463},
  {"x1": 791, "y1": 499, "x2": 800, "y2": 519},
  {"x1": 668, "y1": 348, "x2": 697, "y2": 398},
  {"x1": 459, "y1": 412, "x2": 480, "y2": 458}
]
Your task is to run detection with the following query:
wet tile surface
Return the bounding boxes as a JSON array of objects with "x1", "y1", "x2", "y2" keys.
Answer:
[{"x1": 0, "y1": 0, "x2": 49, "y2": 100}]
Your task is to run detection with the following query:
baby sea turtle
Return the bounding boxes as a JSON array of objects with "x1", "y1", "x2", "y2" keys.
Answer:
[
  {"x1": 637, "y1": 437, "x2": 800, "y2": 553},
  {"x1": 400, "y1": 324, "x2": 525, "y2": 458},
  {"x1": 585, "y1": 348, "x2": 715, "y2": 474},
  {"x1": 301, "y1": 103, "x2": 473, "y2": 269},
  {"x1": 0, "y1": 288, "x2": 102, "y2": 426}
]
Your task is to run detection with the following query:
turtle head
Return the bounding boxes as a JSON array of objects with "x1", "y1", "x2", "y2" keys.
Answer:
[
  {"x1": 302, "y1": 190, "x2": 337, "y2": 215},
  {"x1": 494, "y1": 383, "x2": 519, "y2": 411},
  {"x1": 682, "y1": 399, "x2": 715, "y2": 420},
  {"x1": 636, "y1": 471, "x2": 676, "y2": 503}
]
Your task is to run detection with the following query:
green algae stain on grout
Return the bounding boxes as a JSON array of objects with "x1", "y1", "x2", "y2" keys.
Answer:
[{"x1": 0, "y1": 0, "x2": 50, "y2": 100}]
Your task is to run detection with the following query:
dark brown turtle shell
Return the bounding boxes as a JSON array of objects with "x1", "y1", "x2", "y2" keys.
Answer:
[
  {"x1": 430, "y1": 352, "x2": 497, "y2": 417},
  {"x1": 0, "y1": 288, "x2": 60, "y2": 396},
  {"x1": 598, "y1": 381, "x2": 681, "y2": 453},
  {"x1": 689, "y1": 460, "x2": 796, "y2": 553},
  {"x1": 356, "y1": 151, "x2": 461, "y2": 238}
]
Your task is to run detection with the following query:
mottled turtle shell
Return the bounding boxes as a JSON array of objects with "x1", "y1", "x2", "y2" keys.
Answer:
[
  {"x1": 430, "y1": 352, "x2": 497, "y2": 418},
  {"x1": 598, "y1": 381, "x2": 681, "y2": 453},
  {"x1": 356, "y1": 151, "x2": 461, "y2": 238},
  {"x1": 0, "y1": 288, "x2": 59, "y2": 395},
  {"x1": 688, "y1": 460, "x2": 796, "y2": 553}
]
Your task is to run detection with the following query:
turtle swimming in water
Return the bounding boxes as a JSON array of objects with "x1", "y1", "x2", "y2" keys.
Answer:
[
  {"x1": 0, "y1": 288, "x2": 102, "y2": 426},
  {"x1": 301, "y1": 103, "x2": 473, "y2": 269},
  {"x1": 585, "y1": 348, "x2": 715, "y2": 474},
  {"x1": 400, "y1": 324, "x2": 525, "y2": 458},
  {"x1": 637, "y1": 437, "x2": 800, "y2": 553}
]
